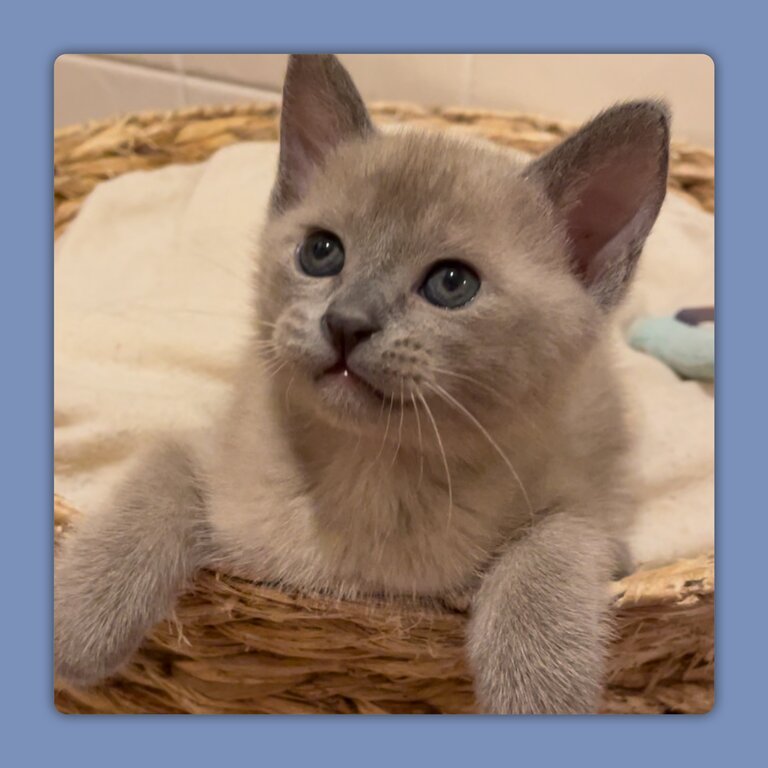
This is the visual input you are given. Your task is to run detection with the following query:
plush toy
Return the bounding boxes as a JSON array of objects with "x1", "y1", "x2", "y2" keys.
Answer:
[{"x1": 627, "y1": 306, "x2": 714, "y2": 381}]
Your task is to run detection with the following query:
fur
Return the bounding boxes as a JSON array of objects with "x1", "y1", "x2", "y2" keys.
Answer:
[{"x1": 54, "y1": 54, "x2": 670, "y2": 713}]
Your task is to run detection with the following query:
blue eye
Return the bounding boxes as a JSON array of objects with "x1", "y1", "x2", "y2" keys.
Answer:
[
  {"x1": 298, "y1": 231, "x2": 345, "y2": 277},
  {"x1": 421, "y1": 261, "x2": 480, "y2": 309}
]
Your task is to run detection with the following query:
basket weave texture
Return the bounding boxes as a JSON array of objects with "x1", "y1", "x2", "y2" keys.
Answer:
[{"x1": 54, "y1": 102, "x2": 715, "y2": 715}]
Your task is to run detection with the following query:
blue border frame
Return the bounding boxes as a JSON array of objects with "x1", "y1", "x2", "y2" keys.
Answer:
[{"x1": 3, "y1": 0, "x2": 765, "y2": 765}]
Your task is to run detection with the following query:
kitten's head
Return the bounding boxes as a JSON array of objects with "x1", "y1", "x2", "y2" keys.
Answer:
[{"x1": 256, "y1": 55, "x2": 669, "y2": 439}]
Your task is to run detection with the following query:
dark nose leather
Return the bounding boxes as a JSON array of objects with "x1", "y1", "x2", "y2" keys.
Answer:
[{"x1": 322, "y1": 306, "x2": 380, "y2": 358}]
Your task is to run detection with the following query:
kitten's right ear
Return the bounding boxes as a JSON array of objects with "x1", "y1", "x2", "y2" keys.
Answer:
[{"x1": 271, "y1": 54, "x2": 373, "y2": 212}]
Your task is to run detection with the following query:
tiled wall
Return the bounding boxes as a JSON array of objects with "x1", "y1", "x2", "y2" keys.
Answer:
[{"x1": 55, "y1": 54, "x2": 714, "y2": 147}]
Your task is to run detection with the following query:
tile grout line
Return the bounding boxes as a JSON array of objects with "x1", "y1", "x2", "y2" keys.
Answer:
[{"x1": 91, "y1": 54, "x2": 283, "y2": 96}]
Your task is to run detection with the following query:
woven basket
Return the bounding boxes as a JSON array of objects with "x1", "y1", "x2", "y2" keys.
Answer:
[{"x1": 53, "y1": 102, "x2": 715, "y2": 715}]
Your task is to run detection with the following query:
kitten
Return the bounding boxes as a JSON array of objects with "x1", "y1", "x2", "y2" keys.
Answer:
[{"x1": 54, "y1": 54, "x2": 669, "y2": 714}]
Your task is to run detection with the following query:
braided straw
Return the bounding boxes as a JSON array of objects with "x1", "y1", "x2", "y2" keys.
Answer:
[{"x1": 53, "y1": 103, "x2": 714, "y2": 714}]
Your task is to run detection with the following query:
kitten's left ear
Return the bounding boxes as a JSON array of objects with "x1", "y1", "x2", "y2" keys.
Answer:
[
  {"x1": 527, "y1": 101, "x2": 670, "y2": 309},
  {"x1": 271, "y1": 54, "x2": 374, "y2": 212}
]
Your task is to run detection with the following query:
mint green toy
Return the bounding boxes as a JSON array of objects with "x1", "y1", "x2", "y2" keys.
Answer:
[{"x1": 627, "y1": 313, "x2": 714, "y2": 381}]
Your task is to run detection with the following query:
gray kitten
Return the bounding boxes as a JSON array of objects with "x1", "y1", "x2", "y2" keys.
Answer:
[{"x1": 54, "y1": 54, "x2": 669, "y2": 714}]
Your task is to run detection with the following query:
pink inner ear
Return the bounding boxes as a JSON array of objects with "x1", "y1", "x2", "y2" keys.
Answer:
[
  {"x1": 282, "y1": 115, "x2": 337, "y2": 199},
  {"x1": 566, "y1": 151, "x2": 658, "y2": 281},
  {"x1": 289, "y1": 97, "x2": 344, "y2": 165}
]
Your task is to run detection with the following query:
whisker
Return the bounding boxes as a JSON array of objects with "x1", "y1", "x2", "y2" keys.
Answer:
[
  {"x1": 376, "y1": 389, "x2": 387, "y2": 424},
  {"x1": 374, "y1": 394, "x2": 395, "y2": 465},
  {"x1": 431, "y1": 366, "x2": 500, "y2": 399},
  {"x1": 428, "y1": 382, "x2": 533, "y2": 521},
  {"x1": 260, "y1": 356, "x2": 288, "y2": 379},
  {"x1": 410, "y1": 390, "x2": 425, "y2": 491},
  {"x1": 254, "y1": 346, "x2": 279, "y2": 361},
  {"x1": 352, "y1": 424, "x2": 364, "y2": 455},
  {"x1": 390, "y1": 378, "x2": 405, "y2": 467},
  {"x1": 417, "y1": 390, "x2": 453, "y2": 525},
  {"x1": 431, "y1": 366, "x2": 543, "y2": 438},
  {"x1": 266, "y1": 364, "x2": 288, "y2": 380},
  {"x1": 284, "y1": 370, "x2": 297, "y2": 414}
]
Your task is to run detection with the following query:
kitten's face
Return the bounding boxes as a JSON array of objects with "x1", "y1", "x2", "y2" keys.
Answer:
[
  {"x1": 249, "y1": 55, "x2": 667, "y2": 444},
  {"x1": 256, "y1": 130, "x2": 599, "y2": 437}
]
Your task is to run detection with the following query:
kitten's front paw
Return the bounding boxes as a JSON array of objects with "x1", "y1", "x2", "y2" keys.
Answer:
[
  {"x1": 54, "y1": 440, "x2": 205, "y2": 687},
  {"x1": 54, "y1": 559, "x2": 148, "y2": 687},
  {"x1": 472, "y1": 670, "x2": 601, "y2": 715},
  {"x1": 54, "y1": 624, "x2": 127, "y2": 688}
]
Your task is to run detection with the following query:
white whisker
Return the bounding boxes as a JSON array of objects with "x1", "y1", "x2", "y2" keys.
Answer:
[
  {"x1": 284, "y1": 370, "x2": 297, "y2": 414},
  {"x1": 428, "y1": 382, "x2": 533, "y2": 520},
  {"x1": 391, "y1": 378, "x2": 405, "y2": 467},
  {"x1": 410, "y1": 389, "x2": 425, "y2": 491},
  {"x1": 374, "y1": 394, "x2": 395, "y2": 465},
  {"x1": 261, "y1": 357, "x2": 288, "y2": 379},
  {"x1": 430, "y1": 365, "x2": 542, "y2": 438},
  {"x1": 417, "y1": 390, "x2": 453, "y2": 525},
  {"x1": 431, "y1": 366, "x2": 500, "y2": 398}
]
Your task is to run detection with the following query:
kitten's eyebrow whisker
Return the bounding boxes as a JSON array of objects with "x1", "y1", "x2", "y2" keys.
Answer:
[
  {"x1": 417, "y1": 391, "x2": 453, "y2": 527},
  {"x1": 427, "y1": 382, "x2": 534, "y2": 521}
]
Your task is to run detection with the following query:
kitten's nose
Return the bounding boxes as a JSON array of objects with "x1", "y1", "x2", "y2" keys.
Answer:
[{"x1": 322, "y1": 306, "x2": 380, "y2": 358}]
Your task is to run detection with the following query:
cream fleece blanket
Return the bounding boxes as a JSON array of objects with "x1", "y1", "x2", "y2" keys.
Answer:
[{"x1": 54, "y1": 141, "x2": 714, "y2": 567}]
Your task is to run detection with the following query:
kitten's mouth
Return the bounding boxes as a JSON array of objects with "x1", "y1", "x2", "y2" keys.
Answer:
[
  {"x1": 314, "y1": 361, "x2": 415, "y2": 418},
  {"x1": 319, "y1": 360, "x2": 389, "y2": 401}
]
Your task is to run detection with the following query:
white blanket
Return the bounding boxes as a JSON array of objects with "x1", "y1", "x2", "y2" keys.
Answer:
[{"x1": 54, "y1": 141, "x2": 714, "y2": 567}]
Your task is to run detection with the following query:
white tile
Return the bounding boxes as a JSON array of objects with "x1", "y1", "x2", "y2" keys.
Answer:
[
  {"x1": 180, "y1": 54, "x2": 472, "y2": 106},
  {"x1": 54, "y1": 54, "x2": 184, "y2": 128},
  {"x1": 182, "y1": 75, "x2": 280, "y2": 107},
  {"x1": 97, "y1": 54, "x2": 182, "y2": 71},
  {"x1": 468, "y1": 54, "x2": 714, "y2": 147},
  {"x1": 181, "y1": 54, "x2": 288, "y2": 90},
  {"x1": 338, "y1": 54, "x2": 471, "y2": 105}
]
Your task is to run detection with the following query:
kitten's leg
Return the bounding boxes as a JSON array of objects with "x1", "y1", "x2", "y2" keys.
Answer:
[
  {"x1": 54, "y1": 439, "x2": 209, "y2": 687},
  {"x1": 467, "y1": 512, "x2": 617, "y2": 714}
]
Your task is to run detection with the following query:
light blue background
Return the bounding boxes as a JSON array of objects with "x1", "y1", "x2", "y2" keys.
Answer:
[{"x1": 2, "y1": 0, "x2": 762, "y2": 765}]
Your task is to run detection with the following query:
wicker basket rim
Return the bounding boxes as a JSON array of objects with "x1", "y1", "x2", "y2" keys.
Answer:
[{"x1": 54, "y1": 99, "x2": 716, "y2": 157}]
